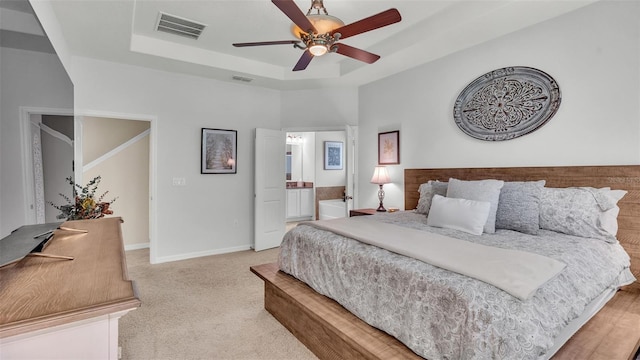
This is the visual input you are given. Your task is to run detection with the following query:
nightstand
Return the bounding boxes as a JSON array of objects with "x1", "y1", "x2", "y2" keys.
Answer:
[{"x1": 349, "y1": 208, "x2": 379, "y2": 217}]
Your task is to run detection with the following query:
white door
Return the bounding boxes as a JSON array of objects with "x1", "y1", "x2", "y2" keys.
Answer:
[
  {"x1": 344, "y1": 125, "x2": 358, "y2": 216},
  {"x1": 254, "y1": 128, "x2": 286, "y2": 251}
]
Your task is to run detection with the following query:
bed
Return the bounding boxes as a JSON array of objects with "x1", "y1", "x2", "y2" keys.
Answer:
[{"x1": 251, "y1": 165, "x2": 640, "y2": 359}]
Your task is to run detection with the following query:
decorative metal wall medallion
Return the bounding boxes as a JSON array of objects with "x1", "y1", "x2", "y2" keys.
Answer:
[{"x1": 453, "y1": 67, "x2": 561, "y2": 141}]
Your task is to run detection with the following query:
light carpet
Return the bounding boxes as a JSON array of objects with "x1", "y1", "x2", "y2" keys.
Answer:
[{"x1": 119, "y1": 248, "x2": 318, "y2": 360}]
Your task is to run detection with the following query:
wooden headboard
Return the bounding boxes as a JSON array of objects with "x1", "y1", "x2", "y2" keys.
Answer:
[{"x1": 404, "y1": 165, "x2": 640, "y2": 289}]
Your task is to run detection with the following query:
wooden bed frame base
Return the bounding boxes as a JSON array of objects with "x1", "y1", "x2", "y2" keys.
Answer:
[{"x1": 252, "y1": 263, "x2": 640, "y2": 360}]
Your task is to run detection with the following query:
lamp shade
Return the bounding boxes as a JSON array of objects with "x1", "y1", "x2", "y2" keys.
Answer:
[{"x1": 370, "y1": 166, "x2": 391, "y2": 185}]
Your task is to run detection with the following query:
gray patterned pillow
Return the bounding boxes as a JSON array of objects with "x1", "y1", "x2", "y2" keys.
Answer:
[
  {"x1": 415, "y1": 181, "x2": 448, "y2": 215},
  {"x1": 495, "y1": 180, "x2": 545, "y2": 235},
  {"x1": 446, "y1": 178, "x2": 504, "y2": 233},
  {"x1": 539, "y1": 187, "x2": 627, "y2": 243}
]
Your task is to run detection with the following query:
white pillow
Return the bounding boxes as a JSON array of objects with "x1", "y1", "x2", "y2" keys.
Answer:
[
  {"x1": 446, "y1": 178, "x2": 505, "y2": 233},
  {"x1": 539, "y1": 187, "x2": 627, "y2": 242},
  {"x1": 600, "y1": 206, "x2": 620, "y2": 236},
  {"x1": 427, "y1": 195, "x2": 491, "y2": 235},
  {"x1": 600, "y1": 189, "x2": 626, "y2": 237}
]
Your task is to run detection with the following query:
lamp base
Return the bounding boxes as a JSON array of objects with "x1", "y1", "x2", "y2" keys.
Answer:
[{"x1": 377, "y1": 184, "x2": 386, "y2": 212}]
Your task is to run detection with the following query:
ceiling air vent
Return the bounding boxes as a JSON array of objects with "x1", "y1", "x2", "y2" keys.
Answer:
[
  {"x1": 232, "y1": 75, "x2": 253, "y2": 83},
  {"x1": 155, "y1": 12, "x2": 206, "y2": 40}
]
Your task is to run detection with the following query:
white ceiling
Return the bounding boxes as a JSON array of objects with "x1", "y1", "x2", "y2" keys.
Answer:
[{"x1": 4, "y1": 0, "x2": 597, "y2": 90}]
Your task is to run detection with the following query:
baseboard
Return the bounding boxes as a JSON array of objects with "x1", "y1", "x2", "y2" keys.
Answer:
[
  {"x1": 153, "y1": 244, "x2": 252, "y2": 264},
  {"x1": 124, "y1": 242, "x2": 150, "y2": 251}
]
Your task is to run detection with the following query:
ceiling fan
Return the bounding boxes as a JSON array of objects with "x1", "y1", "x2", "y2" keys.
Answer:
[{"x1": 232, "y1": 0, "x2": 402, "y2": 71}]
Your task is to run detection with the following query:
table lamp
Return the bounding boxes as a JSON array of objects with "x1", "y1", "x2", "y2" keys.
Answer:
[{"x1": 370, "y1": 166, "x2": 391, "y2": 212}]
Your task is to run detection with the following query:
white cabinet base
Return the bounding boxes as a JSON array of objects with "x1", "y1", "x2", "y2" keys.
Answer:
[
  {"x1": 0, "y1": 309, "x2": 135, "y2": 360},
  {"x1": 286, "y1": 188, "x2": 314, "y2": 221}
]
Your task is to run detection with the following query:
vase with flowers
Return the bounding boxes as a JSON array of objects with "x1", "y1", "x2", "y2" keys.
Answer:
[{"x1": 48, "y1": 176, "x2": 117, "y2": 220}]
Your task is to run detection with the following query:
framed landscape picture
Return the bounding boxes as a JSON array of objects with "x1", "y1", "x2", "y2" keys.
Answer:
[
  {"x1": 324, "y1": 141, "x2": 343, "y2": 170},
  {"x1": 378, "y1": 130, "x2": 400, "y2": 165},
  {"x1": 201, "y1": 128, "x2": 237, "y2": 174}
]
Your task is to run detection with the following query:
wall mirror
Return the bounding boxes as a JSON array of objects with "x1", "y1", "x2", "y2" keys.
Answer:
[{"x1": 286, "y1": 143, "x2": 303, "y2": 181}]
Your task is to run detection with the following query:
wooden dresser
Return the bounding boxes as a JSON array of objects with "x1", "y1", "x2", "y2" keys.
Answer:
[{"x1": 0, "y1": 217, "x2": 140, "y2": 359}]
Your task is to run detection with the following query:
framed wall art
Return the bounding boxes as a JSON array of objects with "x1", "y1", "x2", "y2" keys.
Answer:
[
  {"x1": 378, "y1": 130, "x2": 399, "y2": 165},
  {"x1": 453, "y1": 66, "x2": 561, "y2": 141},
  {"x1": 201, "y1": 128, "x2": 237, "y2": 174},
  {"x1": 324, "y1": 141, "x2": 343, "y2": 170}
]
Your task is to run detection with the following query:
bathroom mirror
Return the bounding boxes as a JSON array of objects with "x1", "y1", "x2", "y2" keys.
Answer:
[{"x1": 286, "y1": 144, "x2": 303, "y2": 181}]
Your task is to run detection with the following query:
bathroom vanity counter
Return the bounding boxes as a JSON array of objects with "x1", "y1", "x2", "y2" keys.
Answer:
[{"x1": 286, "y1": 181, "x2": 314, "y2": 189}]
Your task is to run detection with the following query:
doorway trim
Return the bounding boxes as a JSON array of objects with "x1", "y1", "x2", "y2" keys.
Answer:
[
  {"x1": 19, "y1": 106, "x2": 74, "y2": 225},
  {"x1": 282, "y1": 125, "x2": 359, "y2": 213},
  {"x1": 76, "y1": 109, "x2": 158, "y2": 263}
]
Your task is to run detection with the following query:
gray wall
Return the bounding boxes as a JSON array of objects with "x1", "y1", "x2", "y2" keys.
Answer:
[{"x1": 0, "y1": 46, "x2": 73, "y2": 236}]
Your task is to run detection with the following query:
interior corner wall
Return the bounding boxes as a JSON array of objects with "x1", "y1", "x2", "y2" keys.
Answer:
[
  {"x1": 71, "y1": 56, "x2": 281, "y2": 263},
  {"x1": 29, "y1": 0, "x2": 73, "y2": 79},
  {"x1": 0, "y1": 47, "x2": 74, "y2": 237},
  {"x1": 357, "y1": 1, "x2": 640, "y2": 210},
  {"x1": 281, "y1": 87, "x2": 358, "y2": 128}
]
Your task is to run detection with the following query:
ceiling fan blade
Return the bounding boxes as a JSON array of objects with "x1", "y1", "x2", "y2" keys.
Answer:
[
  {"x1": 272, "y1": 0, "x2": 317, "y2": 34},
  {"x1": 335, "y1": 43, "x2": 380, "y2": 64},
  {"x1": 233, "y1": 40, "x2": 301, "y2": 47},
  {"x1": 293, "y1": 51, "x2": 314, "y2": 71},
  {"x1": 331, "y1": 8, "x2": 401, "y2": 40}
]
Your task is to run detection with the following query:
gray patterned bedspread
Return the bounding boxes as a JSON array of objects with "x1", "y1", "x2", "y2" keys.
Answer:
[{"x1": 278, "y1": 212, "x2": 635, "y2": 360}]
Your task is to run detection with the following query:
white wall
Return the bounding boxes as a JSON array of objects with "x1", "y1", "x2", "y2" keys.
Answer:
[
  {"x1": 315, "y1": 131, "x2": 347, "y2": 187},
  {"x1": 0, "y1": 47, "x2": 73, "y2": 237},
  {"x1": 358, "y1": 1, "x2": 640, "y2": 210},
  {"x1": 301, "y1": 132, "x2": 315, "y2": 183},
  {"x1": 71, "y1": 56, "x2": 282, "y2": 263},
  {"x1": 281, "y1": 88, "x2": 358, "y2": 128}
]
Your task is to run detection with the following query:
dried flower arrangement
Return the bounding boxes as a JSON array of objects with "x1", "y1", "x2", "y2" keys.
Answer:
[{"x1": 48, "y1": 176, "x2": 117, "y2": 220}]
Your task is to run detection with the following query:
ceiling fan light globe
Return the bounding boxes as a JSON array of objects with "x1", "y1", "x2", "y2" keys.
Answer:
[
  {"x1": 309, "y1": 44, "x2": 328, "y2": 56},
  {"x1": 290, "y1": 14, "x2": 344, "y2": 38}
]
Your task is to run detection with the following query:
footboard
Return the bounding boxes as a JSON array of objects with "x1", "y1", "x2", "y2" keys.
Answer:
[
  {"x1": 250, "y1": 263, "x2": 422, "y2": 360},
  {"x1": 251, "y1": 263, "x2": 640, "y2": 360}
]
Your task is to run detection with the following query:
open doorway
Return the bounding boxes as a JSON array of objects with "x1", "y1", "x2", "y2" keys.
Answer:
[
  {"x1": 22, "y1": 110, "x2": 155, "y2": 254},
  {"x1": 284, "y1": 126, "x2": 358, "y2": 224},
  {"x1": 40, "y1": 115, "x2": 74, "y2": 222},
  {"x1": 20, "y1": 107, "x2": 74, "y2": 225},
  {"x1": 78, "y1": 115, "x2": 151, "y2": 251},
  {"x1": 253, "y1": 125, "x2": 357, "y2": 251}
]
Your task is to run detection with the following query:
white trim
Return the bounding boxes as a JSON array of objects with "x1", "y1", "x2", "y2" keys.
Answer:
[
  {"x1": 124, "y1": 242, "x2": 150, "y2": 251},
  {"x1": 40, "y1": 123, "x2": 73, "y2": 146},
  {"x1": 282, "y1": 125, "x2": 350, "y2": 132},
  {"x1": 83, "y1": 129, "x2": 150, "y2": 172},
  {"x1": 153, "y1": 244, "x2": 252, "y2": 264},
  {"x1": 74, "y1": 118, "x2": 83, "y2": 186}
]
